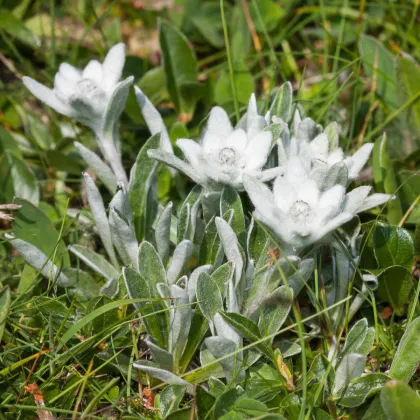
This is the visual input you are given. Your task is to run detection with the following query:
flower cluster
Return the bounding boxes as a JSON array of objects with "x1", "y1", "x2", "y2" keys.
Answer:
[
  {"x1": 145, "y1": 92, "x2": 393, "y2": 252},
  {"x1": 23, "y1": 45, "x2": 394, "y2": 253}
]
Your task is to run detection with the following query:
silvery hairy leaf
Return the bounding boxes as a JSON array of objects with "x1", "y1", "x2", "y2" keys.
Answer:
[
  {"x1": 146, "y1": 338, "x2": 174, "y2": 371},
  {"x1": 155, "y1": 201, "x2": 173, "y2": 266},
  {"x1": 215, "y1": 217, "x2": 244, "y2": 289},
  {"x1": 333, "y1": 353, "x2": 366, "y2": 395},
  {"x1": 109, "y1": 183, "x2": 133, "y2": 225},
  {"x1": 69, "y1": 244, "x2": 120, "y2": 282},
  {"x1": 168, "y1": 284, "x2": 192, "y2": 365},
  {"x1": 7, "y1": 236, "x2": 70, "y2": 287},
  {"x1": 204, "y1": 336, "x2": 244, "y2": 384},
  {"x1": 74, "y1": 142, "x2": 117, "y2": 193},
  {"x1": 177, "y1": 185, "x2": 202, "y2": 243},
  {"x1": 341, "y1": 319, "x2": 375, "y2": 361},
  {"x1": 196, "y1": 272, "x2": 223, "y2": 323},
  {"x1": 83, "y1": 173, "x2": 118, "y2": 267},
  {"x1": 269, "y1": 81, "x2": 293, "y2": 122},
  {"x1": 109, "y1": 207, "x2": 138, "y2": 268},
  {"x1": 101, "y1": 76, "x2": 134, "y2": 141},
  {"x1": 187, "y1": 264, "x2": 212, "y2": 303},
  {"x1": 133, "y1": 361, "x2": 191, "y2": 389},
  {"x1": 166, "y1": 240, "x2": 194, "y2": 285}
]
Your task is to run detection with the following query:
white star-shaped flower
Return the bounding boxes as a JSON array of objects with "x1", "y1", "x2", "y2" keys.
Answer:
[
  {"x1": 148, "y1": 96, "x2": 279, "y2": 191},
  {"x1": 244, "y1": 156, "x2": 394, "y2": 250}
]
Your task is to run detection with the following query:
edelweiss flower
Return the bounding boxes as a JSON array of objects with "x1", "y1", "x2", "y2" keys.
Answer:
[
  {"x1": 23, "y1": 44, "x2": 133, "y2": 133},
  {"x1": 278, "y1": 112, "x2": 373, "y2": 185},
  {"x1": 148, "y1": 97, "x2": 278, "y2": 191},
  {"x1": 244, "y1": 156, "x2": 393, "y2": 250},
  {"x1": 23, "y1": 44, "x2": 134, "y2": 185}
]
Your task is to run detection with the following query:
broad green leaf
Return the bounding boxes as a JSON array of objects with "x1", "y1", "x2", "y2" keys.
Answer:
[
  {"x1": 372, "y1": 134, "x2": 403, "y2": 224},
  {"x1": 389, "y1": 316, "x2": 420, "y2": 383},
  {"x1": 211, "y1": 261, "x2": 234, "y2": 295},
  {"x1": 236, "y1": 398, "x2": 269, "y2": 415},
  {"x1": 373, "y1": 222, "x2": 414, "y2": 271},
  {"x1": 0, "y1": 287, "x2": 11, "y2": 342},
  {"x1": 220, "y1": 311, "x2": 271, "y2": 358},
  {"x1": 396, "y1": 54, "x2": 420, "y2": 144},
  {"x1": 197, "y1": 272, "x2": 223, "y2": 321},
  {"x1": 258, "y1": 286, "x2": 292, "y2": 340},
  {"x1": 214, "y1": 387, "x2": 246, "y2": 418},
  {"x1": 250, "y1": 0, "x2": 284, "y2": 32},
  {"x1": 89, "y1": 296, "x2": 118, "y2": 333},
  {"x1": 129, "y1": 133, "x2": 161, "y2": 240},
  {"x1": 12, "y1": 199, "x2": 69, "y2": 267},
  {"x1": 159, "y1": 385, "x2": 185, "y2": 418},
  {"x1": 333, "y1": 353, "x2": 366, "y2": 395},
  {"x1": 165, "y1": 408, "x2": 191, "y2": 420},
  {"x1": 0, "y1": 8, "x2": 40, "y2": 47},
  {"x1": 380, "y1": 380, "x2": 420, "y2": 419},
  {"x1": 5, "y1": 152, "x2": 39, "y2": 205},
  {"x1": 337, "y1": 373, "x2": 389, "y2": 407},
  {"x1": 68, "y1": 245, "x2": 120, "y2": 282},
  {"x1": 0, "y1": 126, "x2": 21, "y2": 156},
  {"x1": 377, "y1": 266, "x2": 412, "y2": 312},
  {"x1": 159, "y1": 19, "x2": 198, "y2": 114},
  {"x1": 341, "y1": 318, "x2": 375, "y2": 359},
  {"x1": 196, "y1": 385, "x2": 216, "y2": 420},
  {"x1": 358, "y1": 35, "x2": 397, "y2": 109}
]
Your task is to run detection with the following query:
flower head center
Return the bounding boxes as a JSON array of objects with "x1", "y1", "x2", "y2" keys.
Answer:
[
  {"x1": 219, "y1": 147, "x2": 236, "y2": 165},
  {"x1": 289, "y1": 200, "x2": 312, "y2": 223}
]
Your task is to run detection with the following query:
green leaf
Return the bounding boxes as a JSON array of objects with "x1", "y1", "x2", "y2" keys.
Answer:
[
  {"x1": 129, "y1": 133, "x2": 161, "y2": 240},
  {"x1": 0, "y1": 8, "x2": 40, "y2": 47},
  {"x1": 138, "y1": 241, "x2": 167, "y2": 296},
  {"x1": 389, "y1": 316, "x2": 420, "y2": 383},
  {"x1": 159, "y1": 385, "x2": 185, "y2": 418},
  {"x1": 249, "y1": 0, "x2": 284, "y2": 32},
  {"x1": 258, "y1": 286, "x2": 292, "y2": 340},
  {"x1": 337, "y1": 373, "x2": 389, "y2": 407},
  {"x1": 221, "y1": 187, "x2": 246, "y2": 247},
  {"x1": 196, "y1": 385, "x2": 216, "y2": 420},
  {"x1": 270, "y1": 82, "x2": 293, "y2": 122},
  {"x1": 12, "y1": 198, "x2": 69, "y2": 267},
  {"x1": 380, "y1": 380, "x2": 420, "y2": 419},
  {"x1": 89, "y1": 296, "x2": 118, "y2": 333},
  {"x1": 341, "y1": 318, "x2": 375, "y2": 359},
  {"x1": 214, "y1": 388, "x2": 246, "y2": 418},
  {"x1": 373, "y1": 222, "x2": 414, "y2": 271},
  {"x1": 5, "y1": 152, "x2": 39, "y2": 205},
  {"x1": 178, "y1": 185, "x2": 202, "y2": 243},
  {"x1": 220, "y1": 311, "x2": 272, "y2": 358},
  {"x1": 196, "y1": 273, "x2": 223, "y2": 321},
  {"x1": 68, "y1": 245, "x2": 120, "y2": 282},
  {"x1": 159, "y1": 19, "x2": 198, "y2": 114},
  {"x1": 396, "y1": 54, "x2": 420, "y2": 143},
  {"x1": 358, "y1": 35, "x2": 397, "y2": 109},
  {"x1": 377, "y1": 266, "x2": 412, "y2": 312},
  {"x1": 372, "y1": 134, "x2": 403, "y2": 224},
  {"x1": 0, "y1": 126, "x2": 21, "y2": 157},
  {"x1": 0, "y1": 287, "x2": 11, "y2": 342},
  {"x1": 236, "y1": 398, "x2": 269, "y2": 415}
]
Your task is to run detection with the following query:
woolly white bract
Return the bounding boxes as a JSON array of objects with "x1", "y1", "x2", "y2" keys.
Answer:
[
  {"x1": 23, "y1": 44, "x2": 133, "y2": 133},
  {"x1": 244, "y1": 155, "x2": 393, "y2": 250},
  {"x1": 148, "y1": 95, "x2": 279, "y2": 191}
]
